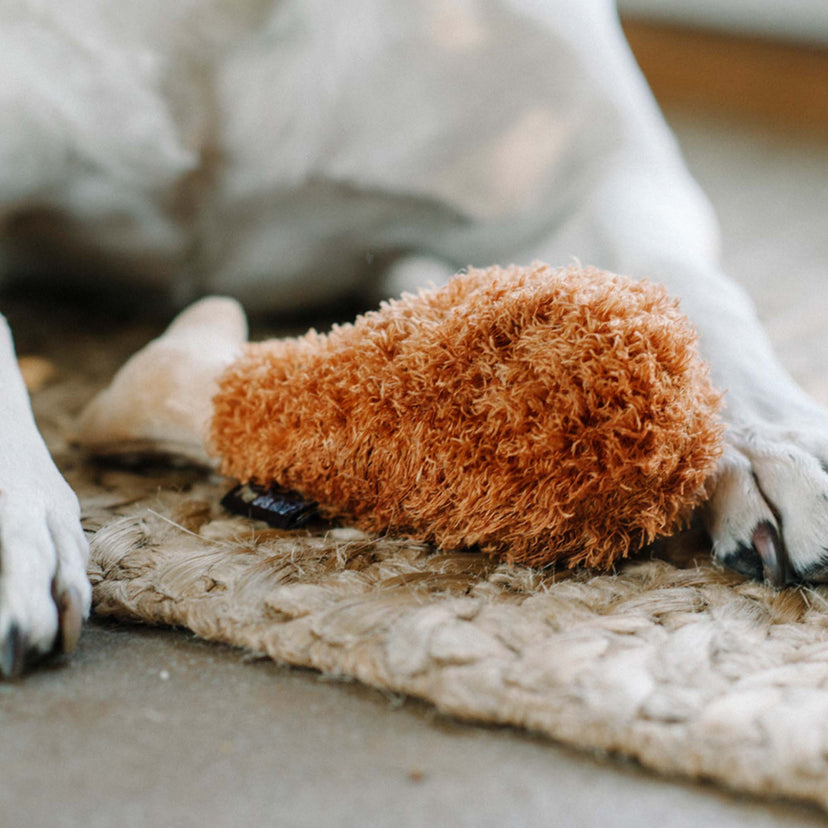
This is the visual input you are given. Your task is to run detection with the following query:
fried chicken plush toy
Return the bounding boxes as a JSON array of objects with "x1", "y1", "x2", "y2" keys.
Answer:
[{"x1": 77, "y1": 262, "x2": 724, "y2": 571}]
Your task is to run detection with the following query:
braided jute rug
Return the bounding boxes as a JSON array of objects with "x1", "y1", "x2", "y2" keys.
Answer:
[
  {"x1": 74, "y1": 465, "x2": 828, "y2": 812},
  {"x1": 19, "y1": 298, "x2": 828, "y2": 814}
]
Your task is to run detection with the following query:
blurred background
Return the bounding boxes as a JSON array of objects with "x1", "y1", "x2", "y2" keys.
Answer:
[
  {"x1": 621, "y1": 0, "x2": 828, "y2": 43},
  {"x1": 619, "y1": 0, "x2": 828, "y2": 133}
]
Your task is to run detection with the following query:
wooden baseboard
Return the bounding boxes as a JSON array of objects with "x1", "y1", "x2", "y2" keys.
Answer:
[{"x1": 622, "y1": 19, "x2": 828, "y2": 134}]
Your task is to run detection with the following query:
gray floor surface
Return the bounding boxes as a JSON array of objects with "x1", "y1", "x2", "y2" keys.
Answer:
[{"x1": 3, "y1": 113, "x2": 828, "y2": 827}]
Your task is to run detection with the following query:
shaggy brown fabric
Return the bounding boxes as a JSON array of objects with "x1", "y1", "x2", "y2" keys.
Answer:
[{"x1": 211, "y1": 263, "x2": 724, "y2": 569}]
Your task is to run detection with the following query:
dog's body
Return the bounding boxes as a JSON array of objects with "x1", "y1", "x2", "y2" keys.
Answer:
[{"x1": 2, "y1": 0, "x2": 827, "y2": 673}]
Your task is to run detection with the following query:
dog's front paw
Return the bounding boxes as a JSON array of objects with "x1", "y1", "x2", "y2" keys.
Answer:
[
  {"x1": 0, "y1": 455, "x2": 91, "y2": 678},
  {"x1": 705, "y1": 418, "x2": 828, "y2": 586}
]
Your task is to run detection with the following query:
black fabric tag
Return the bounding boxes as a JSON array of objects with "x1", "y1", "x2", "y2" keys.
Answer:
[{"x1": 221, "y1": 482, "x2": 318, "y2": 529}]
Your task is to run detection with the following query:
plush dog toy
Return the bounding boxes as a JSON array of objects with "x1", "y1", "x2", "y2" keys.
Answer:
[{"x1": 78, "y1": 262, "x2": 724, "y2": 570}]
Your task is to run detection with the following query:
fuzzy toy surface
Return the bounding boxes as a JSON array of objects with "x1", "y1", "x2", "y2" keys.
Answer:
[{"x1": 210, "y1": 263, "x2": 724, "y2": 569}]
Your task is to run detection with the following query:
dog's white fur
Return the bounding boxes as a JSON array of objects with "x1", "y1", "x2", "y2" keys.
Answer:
[{"x1": 2, "y1": 0, "x2": 828, "y2": 667}]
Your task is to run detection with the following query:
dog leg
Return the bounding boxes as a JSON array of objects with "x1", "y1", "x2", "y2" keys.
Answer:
[
  {"x1": 664, "y1": 270, "x2": 828, "y2": 587},
  {"x1": 487, "y1": 1, "x2": 828, "y2": 585},
  {"x1": 0, "y1": 315, "x2": 91, "y2": 676},
  {"x1": 545, "y1": 152, "x2": 828, "y2": 585},
  {"x1": 679, "y1": 281, "x2": 828, "y2": 586}
]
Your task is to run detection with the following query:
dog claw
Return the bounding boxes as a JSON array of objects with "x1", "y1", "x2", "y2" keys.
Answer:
[
  {"x1": 0, "y1": 624, "x2": 26, "y2": 679},
  {"x1": 57, "y1": 586, "x2": 84, "y2": 654},
  {"x1": 0, "y1": 585, "x2": 85, "y2": 678},
  {"x1": 752, "y1": 522, "x2": 794, "y2": 588}
]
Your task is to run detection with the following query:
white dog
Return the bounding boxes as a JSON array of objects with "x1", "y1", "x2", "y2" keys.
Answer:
[{"x1": 1, "y1": 0, "x2": 826, "y2": 675}]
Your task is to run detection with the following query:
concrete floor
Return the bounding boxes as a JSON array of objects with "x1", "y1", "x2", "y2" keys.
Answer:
[
  {"x1": 2, "y1": 620, "x2": 826, "y2": 828},
  {"x1": 2, "y1": 116, "x2": 828, "y2": 826}
]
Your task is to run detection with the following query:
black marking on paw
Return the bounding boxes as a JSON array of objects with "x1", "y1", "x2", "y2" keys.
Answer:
[
  {"x1": 722, "y1": 544, "x2": 765, "y2": 582},
  {"x1": 792, "y1": 553, "x2": 828, "y2": 584},
  {"x1": 221, "y1": 483, "x2": 318, "y2": 529}
]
